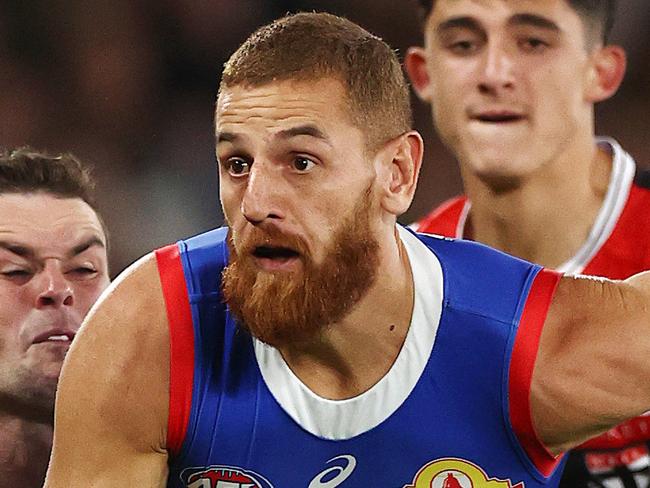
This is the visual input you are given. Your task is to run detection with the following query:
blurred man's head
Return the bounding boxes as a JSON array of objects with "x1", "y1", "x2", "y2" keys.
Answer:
[
  {"x1": 405, "y1": 0, "x2": 626, "y2": 189},
  {"x1": 0, "y1": 148, "x2": 110, "y2": 421},
  {"x1": 216, "y1": 13, "x2": 422, "y2": 347}
]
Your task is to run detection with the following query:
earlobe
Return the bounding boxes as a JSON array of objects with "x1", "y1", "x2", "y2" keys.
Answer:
[
  {"x1": 405, "y1": 47, "x2": 432, "y2": 102},
  {"x1": 380, "y1": 131, "x2": 424, "y2": 216},
  {"x1": 585, "y1": 45, "x2": 627, "y2": 103}
]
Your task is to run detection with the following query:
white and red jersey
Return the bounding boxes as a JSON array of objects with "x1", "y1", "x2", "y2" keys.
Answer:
[{"x1": 416, "y1": 138, "x2": 650, "y2": 487}]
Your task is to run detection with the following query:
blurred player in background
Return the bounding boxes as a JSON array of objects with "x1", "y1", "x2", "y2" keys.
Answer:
[
  {"x1": 405, "y1": 0, "x2": 650, "y2": 486},
  {"x1": 0, "y1": 148, "x2": 109, "y2": 488}
]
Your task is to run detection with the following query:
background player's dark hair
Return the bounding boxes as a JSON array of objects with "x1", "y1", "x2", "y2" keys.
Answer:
[
  {"x1": 1, "y1": 147, "x2": 97, "y2": 205},
  {"x1": 416, "y1": 0, "x2": 616, "y2": 44},
  {"x1": 0, "y1": 147, "x2": 108, "y2": 240},
  {"x1": 219, "y1": 12, "x2": 412, "y2": 152}
]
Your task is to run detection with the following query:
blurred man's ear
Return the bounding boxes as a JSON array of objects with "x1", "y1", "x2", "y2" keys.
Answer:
[
  {"x1": 585, "y1": 45, "x2": 627, "y2": 103},
  {"x1": 405, "y1": 47, "x2": 433, "y2": 102}
]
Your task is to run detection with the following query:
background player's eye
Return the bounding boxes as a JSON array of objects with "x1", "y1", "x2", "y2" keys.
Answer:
[
  {"x1": 519, "y1": 37, "x2": 549, "y2": 52},
  {"x1": 292, "y1": 157, "x2": 316, "y2": 172},
  {"x1": 450, "y1": 40, "x2": 477, "y2": 54},
  {"x1": 2, "y1": 269, "x2": 32, "y2": 278}
]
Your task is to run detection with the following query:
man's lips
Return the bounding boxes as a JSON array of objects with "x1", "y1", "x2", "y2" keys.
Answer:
[
  {"x1": 253, "y1": 245, "x2": 300, "y2": 259},
  {"x1": 470, "y1": 109, "x2": 526, "y2": 123},
  {"x1": 251, "y1": 245, "x2": 301, "y2": 271},
  {"x1": 31, "y1": 329, "x2": 76, "y2": 345}
]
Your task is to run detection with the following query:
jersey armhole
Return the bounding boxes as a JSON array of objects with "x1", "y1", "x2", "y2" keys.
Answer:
[
  {"x1": 155, "y1": 244, "x2": 195, "y2": 457},
  {"x1": 508, "y1": 268, "x2": 563, "y2": 477}
]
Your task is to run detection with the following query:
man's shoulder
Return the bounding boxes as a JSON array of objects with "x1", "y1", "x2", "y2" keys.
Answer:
[
  {"x1": 156, "y1": 226, "x2": 230, "y2": 299},
  {"x1": 409, "y1": 228, "x2": 543, "y2": 323},
  {"x1": 179, "y1": 226, "x2": 229, "y2": 252}
]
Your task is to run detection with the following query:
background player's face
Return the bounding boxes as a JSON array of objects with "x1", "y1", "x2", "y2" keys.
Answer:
[
  {"x1": 407, "y1": 0, "x2": 604, "y2": 184},
  {"x1": 216, "y1": 77, "x2": 379, "y2": 271},
  {"x1": 0, "y1": 193, "x2": 109, "y2": 417}
]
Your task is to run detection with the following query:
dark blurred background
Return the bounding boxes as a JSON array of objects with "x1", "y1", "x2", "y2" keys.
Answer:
[{"x1": 1, "y1": 0, "x2": 648, "y2": 276}]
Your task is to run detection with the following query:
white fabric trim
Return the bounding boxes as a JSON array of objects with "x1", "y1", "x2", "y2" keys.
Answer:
[
  {"x1": 453, "y1": 138, "x2": 636, "y2": 274},
  {"x1": 455, "y1": 199, "x2": 471, "y2": 239},
  {"x1": 556, "y1": 137, "x2": 636, "y2": 274},
  {"x1": 253, "y1": 225, "x2": 444, "y2": 440}
]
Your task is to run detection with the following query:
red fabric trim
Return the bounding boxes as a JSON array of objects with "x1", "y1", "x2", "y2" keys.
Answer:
[
  {"x1": 509, "y1": 268, "x2": 562, "y2": 477},
  {"x1": 578, "y1": 415, "x2": 650, "y2": 449},
  {"x1": 155, "y1": 244, "x2": 194, "y2": 457},
  {"x1": 416, "y1": 196, "x2": 467, "y2": 238}
]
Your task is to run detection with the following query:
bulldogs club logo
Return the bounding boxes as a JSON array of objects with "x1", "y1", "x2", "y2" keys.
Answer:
[
  {"x1": 181, "y1": 465, "x2": 274, "y2": 488},
  {"x1": 404, "y1": 458, "x2": 525, "y2": 488}
]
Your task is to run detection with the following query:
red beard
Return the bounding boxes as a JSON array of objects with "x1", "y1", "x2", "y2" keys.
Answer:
[{"x1": 222, "y1": 194, "x2": 379, "y2": 348}]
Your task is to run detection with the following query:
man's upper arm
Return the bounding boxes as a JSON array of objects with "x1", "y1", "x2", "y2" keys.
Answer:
[
  {"x1": 45, "y1": 253, "x2": 170, "y2": 487},
  {"x1": 531, "y1": 272, "x2": 650, "y2": 454}
]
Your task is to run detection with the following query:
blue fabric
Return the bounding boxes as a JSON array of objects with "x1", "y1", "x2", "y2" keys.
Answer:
[{"x1": 165, "y1": 226, "x2": 562, "y2": 487}]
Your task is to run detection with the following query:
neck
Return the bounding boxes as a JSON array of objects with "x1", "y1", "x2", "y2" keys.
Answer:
[
  {"x1": 279, "y1": 225, "x2": 414, "y2": 400},
  {"x1": 462, "y1": 140, "x2": 612, "y2": 268},
  {"x1": 0, "y1": 413, "x2": 52, "y2": 488}
]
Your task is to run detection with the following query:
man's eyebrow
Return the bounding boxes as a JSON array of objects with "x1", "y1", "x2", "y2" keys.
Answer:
[
  {"x1": 436, "y1": 16, "x2": 483, "y2": 34},
  {"x1": 216, "y1": 131, "x2": 240, "y2": 145},
  {"x1": 216, "y1": 125, "x2": 332, "y2": 146},
  {"x1": 435, "y1": 13, "x2": 561, "y2": 35},
  {"x1": 508, "y1": 13, "x2": 561, "y2": 33},
  {"x1": 69, "y1": 237, "x2": 105, "y2": 258},
  {"x1": 0, "y1": 241, "x2": 34, "y2": 258},
  {"x1": 0, "y1": 237, "x2": 105, "y2": 260},
  {"x1": 277, "y1": 125, "x2": 331, "y2": 144}
]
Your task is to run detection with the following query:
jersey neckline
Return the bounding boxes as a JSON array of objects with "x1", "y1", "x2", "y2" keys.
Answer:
[
  {"x1": 252, "y1": 225, "x2": 444, "y2": 440},
  {"x1": 455, "y1": 138, "x2": 636, "y2": 274}
]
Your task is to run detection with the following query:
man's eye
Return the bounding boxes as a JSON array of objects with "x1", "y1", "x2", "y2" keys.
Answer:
[
  {"x1": 292, "y1": 157, "x2": 316, "y2": 172},
  {"x1": 450, "y1": 40, "x2": 476, "y2": 53},
  {"x1": 227, "y1": 158, "x2": 251, "y2": 176},
  {"x1": 520, "y1": 37, "x2": 549, "y2": 52},
  {"x1": 1, "y1": 269, "x2": 33, "y2": 284},
  {"x1": 2, "y1": 269, "x2": 31, "y2": 277},
  {"x1": 71, "y1": 267, "x2": 97, "y2": 275}
]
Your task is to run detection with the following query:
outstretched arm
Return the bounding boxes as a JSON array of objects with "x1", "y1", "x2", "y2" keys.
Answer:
[
  {"x1": 532, "y1": 270, "x2": 650, "y2": 454},
  {"x1": 45, "y1": 253, "x2": 170, "y2": 487}
]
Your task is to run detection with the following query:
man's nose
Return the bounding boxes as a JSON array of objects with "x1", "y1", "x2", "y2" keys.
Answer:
[
  {"x1": 477, "y1": 41, "x2": 516, "y2": 95},
  {"x1": 240, "y1": 162, "x2": 285, "y2": 225},
  {"x1": 34, "y1": 262, "x2": 74, "y2": 309}
]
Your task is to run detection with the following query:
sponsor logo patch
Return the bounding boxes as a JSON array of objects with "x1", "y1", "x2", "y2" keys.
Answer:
[
  {"x1": 308, "y1": 455, "x2": 357, "y2": 487},
  {"x1": 404, "y1": 458, "x2": 524, "y2": 488},
  {"x1": 181, "y1": 465, "x2": 274, "y2": 488}
]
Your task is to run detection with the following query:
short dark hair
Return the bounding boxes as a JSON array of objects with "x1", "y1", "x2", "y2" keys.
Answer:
[
  {"x1": 0, "y1": 147, "x2": 98, "y2": 207},
  {"x1": 0, "y1": 144, "x2": 109, "y2": 238},
  {"x1": 219, "y1": 12, "x2": 412, "y2": 151},
  {"x1": 416, "y1": 0, "x2": 616, "y2": 43}
]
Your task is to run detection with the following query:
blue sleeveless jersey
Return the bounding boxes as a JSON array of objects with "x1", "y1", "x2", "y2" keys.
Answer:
[{"x1": 155, "y1": 226, "x2": 564, "y2": 488}]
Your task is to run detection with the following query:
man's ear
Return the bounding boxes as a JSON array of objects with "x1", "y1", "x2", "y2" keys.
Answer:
[
  {"x1": 405, "y1": 47, "x2": 432, "y2": 102},
  {"x1": 377, "y1": 131, "x2": 424, "y2": 216},
  {"x1": 585, "y1": 45, "x2": 627, "y2": 103}
]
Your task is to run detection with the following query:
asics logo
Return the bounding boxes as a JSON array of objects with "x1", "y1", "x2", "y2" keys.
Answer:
[{"x1": 308, "y1": 455, "x2": 357, "y2": 488}]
